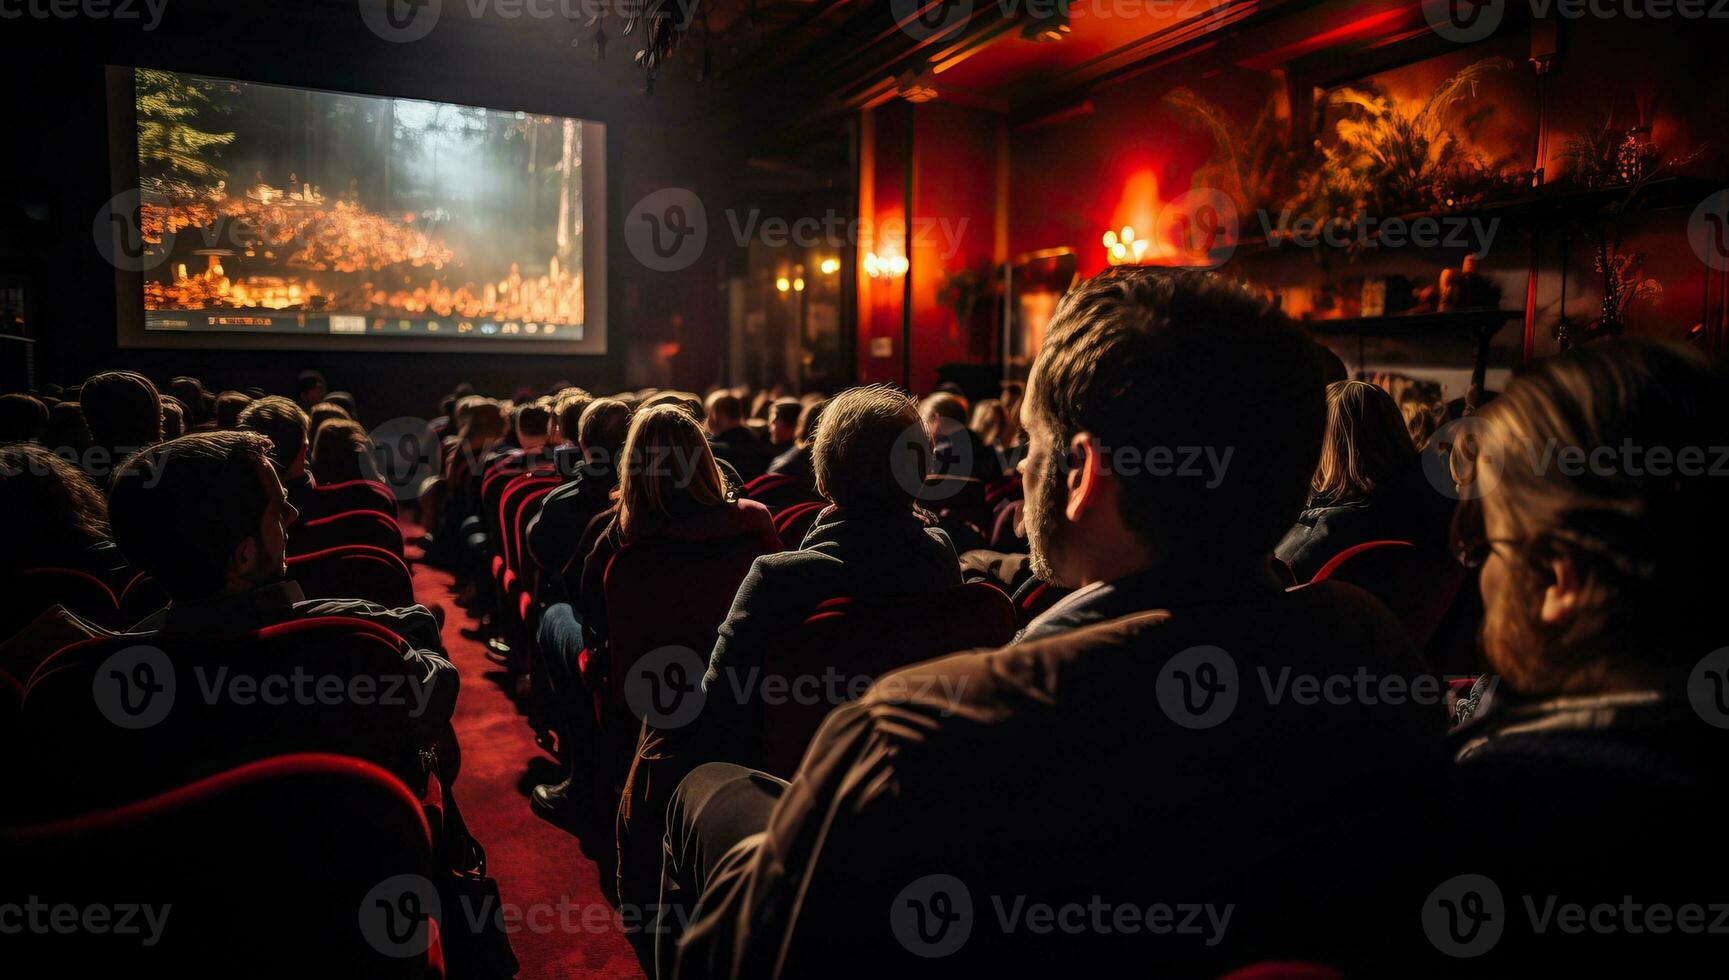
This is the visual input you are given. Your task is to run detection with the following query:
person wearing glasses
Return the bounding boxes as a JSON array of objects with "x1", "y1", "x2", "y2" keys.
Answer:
[{"x1": 1446, "y1": 337, "x2": 1729, "y2": 967}]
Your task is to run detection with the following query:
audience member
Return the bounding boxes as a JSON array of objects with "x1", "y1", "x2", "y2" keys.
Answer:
[
  {"x1": 310, "y1": 418, "x2": 383, "y2": 486},
  {"x1": 237, "y1": 395, "x2": 318, "y2": 518},
  {"x1": 766, "y1": 398, "x2": 801, "y2": 449},
  {"x1": 662, "y1": 269, "x2": 1443, "y2": 977},
  {"x1": 0, "y1": 392, "x2": 48, "y2": 443},
  {"x1": 214, "y1": 390, "x2": 253, "y2": 429},
  {"x1": 765, "y1": 397, "x2": 824, "y2": 480},
  {"x1": 295, "y1": 369, "x2": 328, "y2": 410},
  {"x1": 78, "y1": 370, "x2": 163, "y2": 481},
  {"x1": 1275, "y1": 380, "x2": 1451, "y2": 581},
  {"x1": 704, "y1": 391, "x2": 773, "y2": 482}
]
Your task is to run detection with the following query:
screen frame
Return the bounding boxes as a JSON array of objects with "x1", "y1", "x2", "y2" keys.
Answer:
[{"x1": 107, "y1": 65, "x2": 607, "y2": 355}]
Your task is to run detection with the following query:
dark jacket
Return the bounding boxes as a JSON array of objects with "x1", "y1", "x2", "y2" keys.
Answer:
[
  {"x1": 698, "y1": 506, "x2": 961, "y2": 764},
  {"x1": 710, "y1": 426, "x2": 774, "y2": 483},
  {"x1": 1444, "y1": 683, "x2": 1729, "y2": 970},
  {"x1": 766, "y1": 445, "x2": 812, "y2": 480},
  {"x1": 525, "y1": 457, "x2": 619, "y2": 599},
  {"x1": 1275, "y1": 457, "x2": 1453, "y2": 582},
  {"x1": 675, "y1": 564, "x2": 1447, "y2": 978}
]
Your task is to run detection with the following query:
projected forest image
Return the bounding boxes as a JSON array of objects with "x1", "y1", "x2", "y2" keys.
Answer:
[{"x1": 135, "y1": 69, "x2": 586, "y2": 337}]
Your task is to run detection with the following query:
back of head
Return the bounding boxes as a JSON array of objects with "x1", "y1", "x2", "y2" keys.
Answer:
[
  {"x1": 308, "y1": 400, "x2": 353, "y2": 444},
  {"x1": 969, "y1": 398, "x2": 1007, "y2": 448},
  {"x1": 296, "y1": 369, "x2": 328, "y2": 404},
  {"x1": 705, "y1": 391, "x2": 744, "y2": 430},
  {"x1": 920, "y1": 392, "x2": 969, "y2": 428},
  {"x1": 579, "y1": 397, "x2": 632, "y2": 465},
  {"x1": 1030, "y1": 268, "x2": 1324, "y2": 558},
  {"x1": 168, "y1": 377, "x2": 206, "y2": 424},
  {"x1": 80, "y1": 371, "x2": 163, "y2": 452},
  {"x1": 324, "y1": 391, "x2": 357, "y2": 418},
  {"x1": 795, "y1": 397, "x2": 827, "y2": 447},
  {"x1": 642, "y1": 391, "x2": 703, "y2": 420},
  {"x1": 553, "y1": 387, "x2": 595, "y2": 442},
  {"x1": 1311, "y1": 380, "x2": 1416, "y2": 502},
  {"x1": 814, "y1": 385, "x2": 925, "y2": 514},
  {"x1": 0, "y1": 443, "x2": 111, "y2": 564},
  {"x1": 215, "y1": 391, "x2": 253, "y2": 430},
  {"x1": 0, "y1": 393, "x2": 48, "y2": 443},
  {"x1": 46, "y1": 401, "x2": 91, "y2": 454},
  {"x1": 617, "y1": 404, "x2": 728, "y2": 540},
  {"x1": 310, "y1": 419, "x2": 373, "y2": 485},
  {"x1": 108, "y1": 430, "x2": 276, "y2": 601},
  {"x1": 770, "y1": 398, "x2": 802, "y2": 430},
  {"x1": 1472, "y1": 338, "x2": 1729, "y2": 683},
  {"x1": 237, "y1": 395, "x2": 310, "y2": 475},
  {"x1": 159, "y1": 397, "x2": 188, "y2": 439},
  {"x1": 515, "y1": 400, "x2": 553, "y2": 440}
]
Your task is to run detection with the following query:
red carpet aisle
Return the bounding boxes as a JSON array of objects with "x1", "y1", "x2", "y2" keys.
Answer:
[{"x1": 408, "y1": 545, "x2": 646, "y2": 980}]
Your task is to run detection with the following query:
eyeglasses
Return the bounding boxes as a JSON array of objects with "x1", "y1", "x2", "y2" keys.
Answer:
[{"x1": 1449, "y1": 498, "x2": 1522, "y2": 569}]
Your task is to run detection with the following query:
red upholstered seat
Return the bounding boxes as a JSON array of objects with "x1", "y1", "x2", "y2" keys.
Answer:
[
  {"x1": 772, "y1": 500, "x2": 826, "y2": 548},
  {"x1": 0, "y1": 753, "x2": 442, "y2": 976},
  {"x1": 744, "y1": 472, "x2": 819, "y2": 511},
  {"x1": 288, "y1": 544, "x2": 416, "y2": 608},
  {"x1": 291, "y1": 509, "x2": 406, "y2": 557},
  {"x1": 1, "y1": 566, "x2": 122, "y2": 635},
  {"x1": 310, "y1": 478, "x2": 399, "y2": 518},
  {"x1": 1308, "y1": 539, "x2": 1466, "y2": 654},
  {"x1": 759, "y1": 582, "x2": 1015, "y2": 777}
]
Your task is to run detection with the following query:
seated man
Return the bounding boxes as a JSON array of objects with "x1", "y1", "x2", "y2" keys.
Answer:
[
  {"x1": 1444, "y1": 339, "x2": 1729, "y2": 969},
  {"x1": 237, "y1": 395, "x2": 323, "y2": 520},
  {"x1": 528, "y1": 396, "x2": 631, "y2": 592},
  {"x1": 614, "y1": 385, "x2": 962, "y2": 910},
  {"x1": 705, "y1": 391, "x2": 773, "y2": 483},
  {"x1": 21, "y1": 430, "x2": 457, "y2": 815},
  {"x1": 663, "y1": 269, "x2": 1445, "y2": 977}
]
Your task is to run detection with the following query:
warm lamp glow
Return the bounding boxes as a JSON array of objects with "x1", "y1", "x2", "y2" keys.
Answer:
[
  {"x1": 819, "y1": 257, "x2": 840, "y2": 275},
  {"x1": 863, "y1": 252, "x2": 908, "y2": 279},
  {"x1": 775, "y1": 276, "x2": 791, "y2": 292},
  {"x1": 793, "y1": 277, "x2": 805, "y2": 291}
]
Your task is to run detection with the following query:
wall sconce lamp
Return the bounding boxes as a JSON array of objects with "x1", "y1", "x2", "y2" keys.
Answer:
[
  {"x1": 863, "y1": 252, "x2": 909, "y2": 278},
  {"x1": 1102, "y1": 226, "x2": 1149, "y2": 266},
  {"x1": 819, "y1": 257, "x2": 840, "y2": 275}
]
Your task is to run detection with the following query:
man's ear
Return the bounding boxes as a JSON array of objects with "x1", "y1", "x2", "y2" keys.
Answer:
[
  {"x1": 1538, "y1": 551, "x2": 1586, "y2": 628},
  {"x1": 231, "y1": 533, "x2": 259, "y2": 579},
  {"x1": 1064, "y1": 432, "x2": 1110, "y2": 523}
]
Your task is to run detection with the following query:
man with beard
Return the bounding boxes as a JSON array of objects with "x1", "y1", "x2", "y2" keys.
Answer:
[
  {"x1": 1442, "y1": 339, "x2": 1729, "y2": 969},
  {"x1": 651, "y1": 269, "x2": 1446, "y2": 978}
]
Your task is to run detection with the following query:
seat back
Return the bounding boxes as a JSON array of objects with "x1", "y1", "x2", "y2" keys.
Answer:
[
  {"x1": 119, "y1": 569, "x2": 171, "y2": 627},
  {"x1": 772, "y1": 500, "x2": 826, "y2": 548},
  {"x1": 288, "y1": 544, "x2": 416, "y2": 608},
  {"x1": 0, "y1": 567, "x2": 122, "y2": 635},
  {"x1": 310, "y1": 478, "x2": 399, "y2": 518},
  {"x1": 744, "y1": 472, "x2": 819, "y2": 511},
  {"x1": 759, "y1": 583, "x2": 1015, "y2": 776},
  {"x1": 19, "y1": 616, "x2": 426, "y2": 819},
  {"x1": 1308, "y1": 539, "x2": 1465, "y2": 653},
  {"x1": 291, "y1": 509, "x2": 406, "y2": 557},
  {"x1": 500, "y1": 474, "x2": 561, "y2": 584},
  {"x1": 0, "y1": 753, "x2": 440, "y2": 976},
  {"x1": 603, "y1": 534, "x2": 777, "y2": 714}
]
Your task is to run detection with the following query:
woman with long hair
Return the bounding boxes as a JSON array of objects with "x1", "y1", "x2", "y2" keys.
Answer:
[
  {"x1": 310, "y1": 418, "x2": 383, "y2": 486},
  {"x1": 1275, "y1": 380, "x2": 1449, "y2": 581},
  {"x1": 576, "y1": 404, "x2": 780, "y2": 645}
]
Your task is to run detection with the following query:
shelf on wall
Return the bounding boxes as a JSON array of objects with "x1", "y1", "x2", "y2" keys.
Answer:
[{"x1": 1301, "y1": 308, "x2": 1523, "y2": 338}]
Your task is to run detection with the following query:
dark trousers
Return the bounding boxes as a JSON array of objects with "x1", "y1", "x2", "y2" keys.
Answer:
[
  {"x1": 536, "y1": 602, "x2": 594, "y2": 787},
  {"x1": 654, "y1": 762, "x2": 787, "y2": 978}
]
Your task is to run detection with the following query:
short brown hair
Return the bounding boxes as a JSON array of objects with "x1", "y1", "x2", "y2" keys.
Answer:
[
  {"x1": 215, "y1": 390, "x2": 253, "y2": 429},
  {"x1": 553, "y1": 387, "x2": 595, "y2": 441},
  {"x1": 81, "y1": 371, "x2": 163, "y2": 452},
  {"x1": 108, "y1": 430, "x2": 277, "y2": 600},
  {"x1": 579, "y1": 397, "x2": 632, "y2": 462},
  {"x1": 514, "y1": 399, "x2": 553, "y2": 438},
  {"x1": 813, "y1": 385, "x2": 925, "y2": 513},
  {"x1": 1029, "y1": 268, "x2": 1324, "y2": 557},
  {"x1": 237, "y1": 396, "x2": 310, "y2": 473}
]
